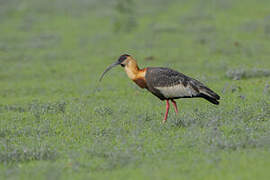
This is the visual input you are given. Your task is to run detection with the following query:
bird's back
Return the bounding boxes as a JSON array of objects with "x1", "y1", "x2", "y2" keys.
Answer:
[{"x1": 145, "y1": 67, "x2": 220, "y2": 104}]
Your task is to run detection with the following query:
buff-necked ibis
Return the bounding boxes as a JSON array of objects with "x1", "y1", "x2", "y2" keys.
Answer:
[{"x1": 100, "y1": 54, "x2": 220, "y2": 123}]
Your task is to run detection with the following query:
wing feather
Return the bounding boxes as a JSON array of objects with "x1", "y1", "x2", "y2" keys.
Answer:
[{"x1": 145, "y1": 67, "x2": 218, "y2": 100}]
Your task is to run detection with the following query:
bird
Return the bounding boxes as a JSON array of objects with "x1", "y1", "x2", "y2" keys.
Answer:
[{"x1": 99, "y1": 54, "x2": 220, "y2": 123}]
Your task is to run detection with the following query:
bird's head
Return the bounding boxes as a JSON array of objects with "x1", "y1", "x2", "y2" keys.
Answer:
[
  {"x1": 99, "y1": 54, "x2": 131, "y2": 81},
  {"x1": 118, "y1": 54, "x2": 131, "y2": 67}
]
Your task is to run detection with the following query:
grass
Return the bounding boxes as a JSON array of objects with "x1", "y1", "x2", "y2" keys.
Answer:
[{"x1": 0, "y1": 0, "x2": 270, "y2": 179}]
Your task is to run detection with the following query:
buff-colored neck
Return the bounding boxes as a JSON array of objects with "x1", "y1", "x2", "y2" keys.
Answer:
[{"x1": 124, "y1": 58, "x2": 146, "y2": 80}]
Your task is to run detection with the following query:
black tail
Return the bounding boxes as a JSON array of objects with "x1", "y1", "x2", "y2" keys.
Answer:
[
  {"x1": 189, "y1": 79, "x2": 220, "y2": 105},
  {"x1": 199, "y1": 93, "x2": 219, "y2": 105},
  {"x1": 197, "y1": 85, "x2": 220, "y2": 105},
  {"x1": 200, "y1": 86, "x2": 220, "y2": 100}
]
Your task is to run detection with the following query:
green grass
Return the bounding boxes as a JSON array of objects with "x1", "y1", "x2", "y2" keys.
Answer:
[{"x1": 0, "y1": 0, "x2": 270, "y2": 179}]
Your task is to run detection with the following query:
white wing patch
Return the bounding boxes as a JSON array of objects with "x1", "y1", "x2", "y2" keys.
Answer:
[{"x1": 156, "y1": 84, "x2": 198, "y2": 98}]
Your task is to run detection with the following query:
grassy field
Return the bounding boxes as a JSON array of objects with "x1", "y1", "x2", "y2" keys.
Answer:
[{"x1": 0, "y1": 0, "x2": 270, "y2": 179}]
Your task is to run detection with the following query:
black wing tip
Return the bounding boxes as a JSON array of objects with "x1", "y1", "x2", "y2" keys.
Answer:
[
  {"x1": 199, "y1": 93, "x2": 220, "y2": 105},
  {"x1": 206, "y1": 97, "x2": 219, "y2": 105},
  {"x1": 215, "y1": 94, "x2": 220, "y2": 100},
  {"x1": 212, "y1": 100, "x2": 219, "y2": 105},
  {"x1": 200, "y1": 87, "x2": 220, "y2": 100}
]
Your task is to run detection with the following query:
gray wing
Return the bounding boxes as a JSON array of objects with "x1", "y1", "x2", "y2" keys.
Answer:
[{"x1": 145, "y1": 67, "x2": 220, "y2": 100}]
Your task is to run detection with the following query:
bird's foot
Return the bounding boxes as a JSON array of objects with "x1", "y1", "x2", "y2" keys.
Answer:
[{"x1": 162, "y1": 119, "x2": 167, "y2": 123}]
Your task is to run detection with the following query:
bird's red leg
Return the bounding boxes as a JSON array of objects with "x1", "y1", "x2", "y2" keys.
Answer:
[
  {"x1": 163, "y1": 100, "x2": 170, "y2": 123},
  {"x1": 171, "y1": 99, "x2": 178, "y2": 114}
]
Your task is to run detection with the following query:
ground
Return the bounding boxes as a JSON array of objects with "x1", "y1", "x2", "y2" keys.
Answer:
[{"x1": 0, "y1": 0, "x2": 270, "y2": 179}]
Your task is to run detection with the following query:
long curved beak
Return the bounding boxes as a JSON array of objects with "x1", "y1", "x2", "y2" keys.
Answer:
[{"x1": 99, "y1": 61, "x2": 120, "y2": 82}]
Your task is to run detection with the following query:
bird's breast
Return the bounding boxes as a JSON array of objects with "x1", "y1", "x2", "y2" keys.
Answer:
[
  {"x1": 133, "y1": 78, "x2": 147, "y2": 89},
  {"x1": 130, "y1": 68, "x2": 147, "y2": 89}
]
